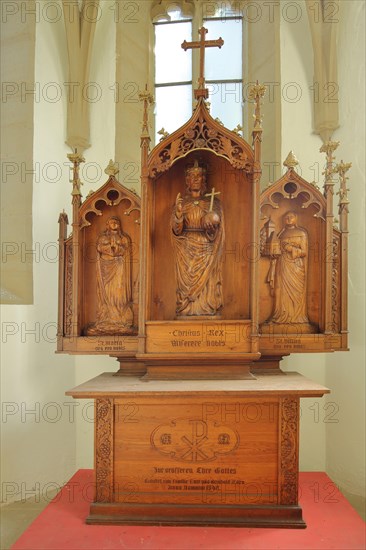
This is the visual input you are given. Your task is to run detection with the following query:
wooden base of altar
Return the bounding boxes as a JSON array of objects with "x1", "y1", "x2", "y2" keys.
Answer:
[{"x1": 66, "y1": 372, "x2": 329, "y2": 529}]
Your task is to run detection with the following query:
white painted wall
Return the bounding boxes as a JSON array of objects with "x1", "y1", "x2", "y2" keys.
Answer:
[
  {"x1": 279, "y1": 0, "x2": 327, "y2": 472},
  {"x1": 325, "y1": 0, "x2": 365, "y2": 508},
  {"x1": 1, "y1": 3, "x2": 75, "y2": 504},
  {"x1": 280, "y1": 0, "x2": 366, "y2": 512},
  {"x1": 74, "y1": 0, "x2": 117, "y2": 470},
  {"x1": 115, "y1": 0, "x2": 154, "y2": 195}
]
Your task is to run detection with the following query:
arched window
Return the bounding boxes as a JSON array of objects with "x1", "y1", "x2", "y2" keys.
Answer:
[{"x1": 153, "y1": 2, "x2": 245, "y2": 143}]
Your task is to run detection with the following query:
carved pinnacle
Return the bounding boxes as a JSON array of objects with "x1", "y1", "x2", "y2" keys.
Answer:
[
  {"x1": 105, "y1": 159, "x2": 120, "y2": 177},
  {"x1": 283, "y1": 151, "x2": 299, "y2": 170}
]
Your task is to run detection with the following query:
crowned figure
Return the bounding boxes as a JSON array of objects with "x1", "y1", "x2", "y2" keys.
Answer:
[{"x1": 171, "y1": 161, "x2": 224, "y2": 317}]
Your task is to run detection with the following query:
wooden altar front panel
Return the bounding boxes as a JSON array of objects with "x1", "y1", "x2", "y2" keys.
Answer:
[
  {"x1": 113, "y1": 395, "x2": 280, "y2": 507},
  {"x1": 66, "y1": 372, "x2": 329, "y2": 528}
]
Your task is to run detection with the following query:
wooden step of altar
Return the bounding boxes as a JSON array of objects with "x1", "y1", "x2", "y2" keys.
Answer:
[{"x1": 66, "y1": 372, "x2": 329, "y2": 528}]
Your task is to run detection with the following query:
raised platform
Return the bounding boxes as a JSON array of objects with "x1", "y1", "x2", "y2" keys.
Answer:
[{"x1": 11, "y1": 470, "x2": 365, "y2": 549}]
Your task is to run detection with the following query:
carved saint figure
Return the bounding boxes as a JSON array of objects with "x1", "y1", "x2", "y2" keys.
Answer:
[
  {"x1": 86, "y1": 216, "x2": 133, "y2": 335},
  {"x1": 171, "y1": 161, "x2": 224, "y2": 316},
  {"x1": 263, "y1": 211, "x2": 313, "y2": 330}
]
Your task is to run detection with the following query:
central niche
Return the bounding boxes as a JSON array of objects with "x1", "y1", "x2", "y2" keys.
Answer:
[{"x1": 149, "y1": 150, "x2": 253, "y2": 322}]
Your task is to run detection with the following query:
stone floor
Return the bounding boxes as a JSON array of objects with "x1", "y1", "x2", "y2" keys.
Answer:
[{"x1": 0, "y1": 489, "x2": 59, "y2": 550}]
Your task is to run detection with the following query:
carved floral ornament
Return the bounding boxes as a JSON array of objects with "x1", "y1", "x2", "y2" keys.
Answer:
[
  {"x1": 148, "y1": 100, "x2": 253, "y2": 177},
  {"x1": 95, "y1": 398, "x2": 113, "y2": 502},
  {"x1": 280, "y1": 397, "x2": 299, "y2": 505}
]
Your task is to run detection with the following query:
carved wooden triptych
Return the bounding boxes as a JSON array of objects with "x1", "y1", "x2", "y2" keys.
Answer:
[{"x1": 58, "y1": 95, "x2": 348, "y2": 365}]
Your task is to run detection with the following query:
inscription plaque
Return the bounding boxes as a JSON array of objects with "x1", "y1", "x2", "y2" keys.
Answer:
[{"x1": 145, "y1": 320, "x2": 252, "y2": 354}]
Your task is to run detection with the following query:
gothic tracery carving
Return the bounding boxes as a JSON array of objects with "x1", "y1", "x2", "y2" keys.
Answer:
[
  {"x1": 261, "y1": 173, "x2": 326, "y2": 220},
  {"x1": 148, "y1": 102, "x2": 253, "y2": 178},
  {"x1": 79, "y1": 179, "x2": 140, "y2": 229}
]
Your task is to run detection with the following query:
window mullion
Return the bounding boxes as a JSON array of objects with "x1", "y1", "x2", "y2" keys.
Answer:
[{"x1": 191, "y1": 12, "x2": 201, "y2": 102}]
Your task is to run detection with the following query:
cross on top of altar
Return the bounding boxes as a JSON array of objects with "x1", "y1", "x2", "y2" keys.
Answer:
[{"x1": 181, "y1": 27, "x2": 224, "y2": 99}]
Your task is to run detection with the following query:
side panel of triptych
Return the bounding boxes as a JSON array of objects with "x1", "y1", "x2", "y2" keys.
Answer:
[
  {"x1": 259, "y1": 190, "x2": 326, "y2": 336},
  {"x1": 79, "y1": 197, "x2": 140, "y2": 336}
]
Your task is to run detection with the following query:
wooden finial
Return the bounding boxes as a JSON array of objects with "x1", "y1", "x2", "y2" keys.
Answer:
[
  {"x1": 320, "y1": 140, "x2": 340, "y2": 156},
  {"x1": 335, "y1": 160, "x2": 352, "y2": 205},
  {"x1": 283, "y1": 151, "x2": 299, "y2": 171},
  {"x1": 58, "y1": 210, "x2": 68, "y2": 224},
  {"x1": 67, "y1": 149, "x2": 85, "y2": 197},
  {"x1": 233, "y1": 124, "x2": 243, "y2": 136},
  {"x1": 105, "y1": 159, "x2": 120, "y2": 177},
  {"x1": 320, "y1": 140, "x2": 340, "y2": 186},
  {"x1": 138, "y1": 85, "x2": 154, "y2": 138},
  {"x1": 249, "y1": 81, "x2": 266, "y2": 130},
  {"x1": 157, "y1": 128, "x2": 170, "y2": 142}
]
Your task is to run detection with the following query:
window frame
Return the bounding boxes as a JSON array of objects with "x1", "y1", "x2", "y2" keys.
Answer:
[{"x1": 153, "y1": 9, "x2": 247, "y2": 144}]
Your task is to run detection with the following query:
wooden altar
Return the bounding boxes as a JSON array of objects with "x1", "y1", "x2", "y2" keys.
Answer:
[
  {"x1": 59, "y1": 27, "x2": 351, "y2": 528},
  {"x1": 66, "y1": 372, "x2": 329, "y2": 528}
]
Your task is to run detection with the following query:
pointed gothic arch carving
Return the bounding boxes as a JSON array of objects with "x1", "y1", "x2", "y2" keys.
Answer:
[{"x1": 148, "y1": 99, "x2": 254, "y2": 178}]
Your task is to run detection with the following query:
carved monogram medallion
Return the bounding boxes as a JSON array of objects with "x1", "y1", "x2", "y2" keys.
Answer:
[{"x1": 150, "y1": 418, "x2": 239, "y2": 463}]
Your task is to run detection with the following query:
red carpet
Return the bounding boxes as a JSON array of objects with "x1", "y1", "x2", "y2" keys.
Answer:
[{"x1": 11, "y1": 470, "x2": 365, "y2": 550}]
